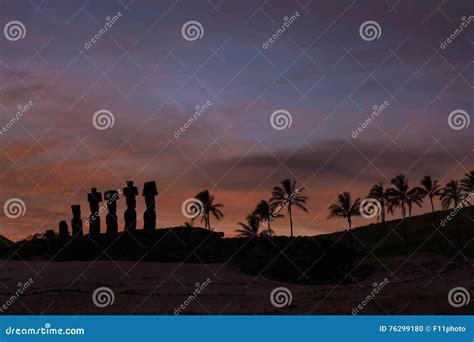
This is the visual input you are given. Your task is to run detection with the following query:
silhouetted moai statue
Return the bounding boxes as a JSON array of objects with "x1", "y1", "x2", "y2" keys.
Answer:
[
  {"x1": 58, "y1": 220, "x2": 69, "y2": 242},
  {"x1": 142, "y1": 181, "x2": 158, "y2": 232},
  {"x1": 123, "y1": 181, "x2": 138, "y2": 232},
  {"x1": 105, "y1": 190, "x2": 119, "y2": 234},
  {"x1": 71, "y1": 205, "x2": 83, "y2": 236},
  {"x1": 45, "y1": 229, "x2": 57, "y2": 250},
  {"x1": 87, "y1": 188, "x2": 103, "y2": 235}
]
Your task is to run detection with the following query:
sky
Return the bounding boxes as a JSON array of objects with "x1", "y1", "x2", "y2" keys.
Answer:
[{"x1": 0, "y1": 0, "x2": 472, "y2": 241}]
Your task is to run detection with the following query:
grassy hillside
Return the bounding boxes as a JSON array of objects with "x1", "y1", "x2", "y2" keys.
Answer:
[{"x1": 321, "y1": 205, "x2": 474, "y2": 257}]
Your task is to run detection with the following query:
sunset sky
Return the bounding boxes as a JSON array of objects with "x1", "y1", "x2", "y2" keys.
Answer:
[{"x1": 0, "y1": 0, "x2": 472, "y2": 240}]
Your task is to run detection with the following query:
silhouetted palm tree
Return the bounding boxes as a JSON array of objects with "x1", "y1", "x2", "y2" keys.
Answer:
[
  {"x1": 195, "y1": 190, "x2": 224, "y2": 230},
  {"x1": 368, "y1": 182, "x2": 389, "y2": 225},
  {"x1": 271, "y1": 179, "x2": 308, "y2": 237},
  {"x1": 419, "y1": 176, "x2": 442, "y2": 217},
  {"x1": 387, "y1": 174, "x2": 424, "y2": 219},
  {"x1": 440, "y1": 180, "x2": 464, "y2": 247},
  {"x1": 461, "y1": 170, "x2": 474, "y2": 195},
  {"x1": 387, "y1": 174, "x2": 423, "y2": 253},
  {"x1": 254, "y1": 200, "x2": 283, "y2": 237},
  {"x1": 418, "y1": 175, "x2": 443, "y2": 250},
  {"x1": 328, "y1": 192, "x2": 361, "y2": 253},
  {"x1": 440, "y1": 180, "x2": 463, "y2": 209},
  {"x1": 235, "y1": 213, "x2": 260, "y2": 237}
]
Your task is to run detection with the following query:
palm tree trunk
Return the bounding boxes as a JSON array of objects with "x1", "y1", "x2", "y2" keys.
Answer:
[
  {"x1": 288, "y1": 205, "x2": 293, "y2": 237},
  {"x1": 268, "y1": 221, "x2": 272, "y2": 237},
  {"x1": 430, "y1": 197, "x2": 443, "y2": 251},
  {"x1": 348, "y1": 217, "x2": 353, "y2": 254},
  {"x1": 455, "y1": 214, "x2": 462, "y2": 248},
  {"x1": 381, "y1": 202, "x2": 386, "y2": 230},
  {"x1": 402, "y1": 205, "x2": 407, "y2": 254}
]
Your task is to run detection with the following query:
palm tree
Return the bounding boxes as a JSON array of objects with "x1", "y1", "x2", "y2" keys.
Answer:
[
  {"x1": 418, "y1": 175, "x2": 443, "y2": 250},
  {"x1": 419, "y1": 176, "x2": 442, "y2": 217},
  {"x1": 461, "y1": 170, "x2": 474, "y2": 195},
  {"x1": 387, "y1": 174, "x2": 424, "y2": 219},
  {"x1": 271, "y1": 179, "x2": 308, "y2": 237},
  {"x1": 440, "y1": 180, "x2": 464, "y2": 247},
  {"x1": 195, "y1": 190, "x2": 224, "y2": 230},
  {"x1": 328, "y1": 192, "x2": 361, "y2": 253},
  {"x1": 254, "y1": 200, "x2": 283, "y2": 237},
  {"x1": 387, "y1": 174, "x2": 424, "y2": 253},
  {"x1": 368, "y1": 182, "x2": 389, "y2": 225},
  {"x1": 235, "y1": 213, "x2": 260, "y2": 237},
  {"x1": 440, "y1": 180, "x2": 463, "y2": 209}
]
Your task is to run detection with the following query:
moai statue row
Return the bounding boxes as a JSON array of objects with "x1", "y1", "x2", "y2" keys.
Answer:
[{"x1": 60, "y1": 181, "x2": 158, "y2": 237}]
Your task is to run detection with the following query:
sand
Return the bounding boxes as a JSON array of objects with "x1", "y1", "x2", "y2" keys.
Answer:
[{"x1": 0, "y1": 255, "x2": 472, "y2": 315}]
